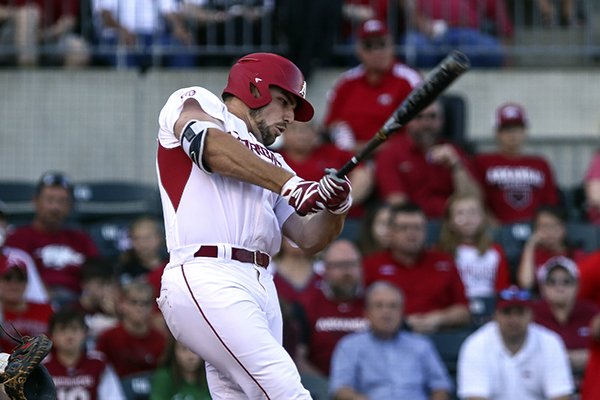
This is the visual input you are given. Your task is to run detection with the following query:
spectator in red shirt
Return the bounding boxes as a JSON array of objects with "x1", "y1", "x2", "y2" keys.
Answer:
[
  {"x1": 0, "y1": 253, "x2": 53, "y2": 352},
  {"x1": 532, "y1": 256, "x2": 599, "y2": 380},
  {"x1": 322, "y1": 19, "x2": 422, "y2": 153},
  {"x1": 438, "y1": 194, "x2": 511, "y2": 300},
  {"x1": 363, "y1": 203, "x2": 471, "y2": 333},
  {"x1": 517, "y1": 206, "x2": 586, "y2": 292},
  {"x1": 44, "y1": 308, "x2": 126, "y2": 400},
  {"x1": 95, "y1": 281, "x2": 167, "y2": 379},
  {"x1": 400, "y1": 0, "x2": 513, "y2": 68},
  {"x1": 294, "y1": 239, "x2": 369, "y2": 398},
  {"x1": 375, "y1": 101, "x2": 481, "y2": 219},
  {"x1": 581, "y1": 314, "x2": 600, "y2": 400},
  {"x1": 5, "y1": 171, "x2": 100, "y2": 309},
  {"x1": 576, "y1": 250, "x2": 600, "y2": 400},
  {"x1": 475, "y1": 103, "x2": 559, "y2": 224}
]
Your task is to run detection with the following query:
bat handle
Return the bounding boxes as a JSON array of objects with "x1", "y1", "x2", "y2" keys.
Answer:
[{"x1": 336, "y1": 158, "x2": 358, "y2": 178}]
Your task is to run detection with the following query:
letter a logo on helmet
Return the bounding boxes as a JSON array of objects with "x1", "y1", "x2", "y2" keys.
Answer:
[{"x1": 222, "y1": 53, "x2": 314, "y2": 122}]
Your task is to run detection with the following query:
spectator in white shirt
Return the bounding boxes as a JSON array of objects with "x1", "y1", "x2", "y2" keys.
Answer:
[{"x1": 457, "y1": 285, "x2": 574, "y2": 400}]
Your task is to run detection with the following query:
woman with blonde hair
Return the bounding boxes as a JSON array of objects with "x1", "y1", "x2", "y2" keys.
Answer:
[{"x1": 438, "y1": 194, "x2": 510, "y2": 300}]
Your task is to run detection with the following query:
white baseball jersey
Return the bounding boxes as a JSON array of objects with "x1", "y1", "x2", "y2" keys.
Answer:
[
  {"x1": 156, "y1": 86, "x2": 296, "y2": 265},
  {"x1": 457, "y1": 321, "x2": 574, "y2": 400},
  {"x1": 156, "y1": 86, "x2": 312, "y2": 399}
]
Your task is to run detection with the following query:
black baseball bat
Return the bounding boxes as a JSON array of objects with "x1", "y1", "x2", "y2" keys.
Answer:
[{"x1": 336, "y1": 50, "x2": 471, "y2": 178}]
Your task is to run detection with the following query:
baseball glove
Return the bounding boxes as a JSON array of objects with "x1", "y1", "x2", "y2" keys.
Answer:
[{"x1": 0, "y1": 334, "x2": 56, "y2": 400}]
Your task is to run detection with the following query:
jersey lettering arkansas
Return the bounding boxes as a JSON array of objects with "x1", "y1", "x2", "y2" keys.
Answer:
[{"x1": 44, "y1": 351, "x2": 108, "y2": 400}]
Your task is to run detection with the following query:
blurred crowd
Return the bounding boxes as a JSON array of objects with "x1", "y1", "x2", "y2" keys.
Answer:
[
  {"x1": 0, "y1": 2, "x2": 598, "y2": 400},
  {"x1": 0, "y1": 0, "x2": 591, "y2": 72}
]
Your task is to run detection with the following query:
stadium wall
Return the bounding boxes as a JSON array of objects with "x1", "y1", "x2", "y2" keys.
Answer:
[{"x1": 0, "y1": 68, "x2": 598, "y2": 187}]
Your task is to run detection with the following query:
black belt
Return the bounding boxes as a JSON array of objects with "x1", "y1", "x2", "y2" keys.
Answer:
[{"x1": 194, "y1": 245, "x2": 270, "y2": 268}]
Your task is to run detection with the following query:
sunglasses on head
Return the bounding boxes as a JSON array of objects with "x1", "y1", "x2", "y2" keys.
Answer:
[{"x1": 498, "y1": 287, "x2": 531, "y2": 301}]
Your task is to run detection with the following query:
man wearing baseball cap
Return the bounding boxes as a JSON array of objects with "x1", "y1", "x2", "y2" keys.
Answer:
[
  {"x1": 458, "y1": 285, "x2": 574, "y2": 399},
  {"x1": 323, "y1": 19, "x2": 422, "y2": 152},
  {"x1": 0, "y1": 254, "x2": 53, "y2": 352},
  {"x1": 5, "y1": 171, "x2": 99, "y2": 309},
  {"x1": 474, "y1": 103, "x2": 559, "y2": 223}
]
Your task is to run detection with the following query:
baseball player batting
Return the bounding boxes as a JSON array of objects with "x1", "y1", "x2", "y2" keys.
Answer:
[{"x1": 155, "y1": 53, "x2": 352, "y2": 399}]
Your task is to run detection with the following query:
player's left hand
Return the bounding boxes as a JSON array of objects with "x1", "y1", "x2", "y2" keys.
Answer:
[{"x1": 318, "y1": 168, "x2": 353, "y2": 215}]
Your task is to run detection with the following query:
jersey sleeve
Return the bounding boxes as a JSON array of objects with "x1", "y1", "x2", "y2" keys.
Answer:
[{"x1": 157, "y1": 86, "x2": 228, "y2": 149}]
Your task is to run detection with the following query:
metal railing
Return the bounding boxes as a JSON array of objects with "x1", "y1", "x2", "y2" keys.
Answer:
[{"x1": 0, "y1": 0, "x2": 597, "y2": 69}]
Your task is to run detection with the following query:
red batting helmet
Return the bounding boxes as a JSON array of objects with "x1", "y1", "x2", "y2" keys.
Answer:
[{"x1": 222, "y1": 53, "x2": 314, "y2": 122}]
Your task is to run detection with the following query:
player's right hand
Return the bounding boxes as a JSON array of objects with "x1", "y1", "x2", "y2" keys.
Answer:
[
  {"x1": 281, "y1": 176, "x2": 325, "y2": 216},
  {"x1": 318, "y1": 168, "x2": 353, "y2": 214}
]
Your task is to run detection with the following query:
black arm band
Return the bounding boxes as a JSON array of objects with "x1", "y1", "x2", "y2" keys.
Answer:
[{"x1": 180, "y1": 119, "x2": 221, "y2": 173}]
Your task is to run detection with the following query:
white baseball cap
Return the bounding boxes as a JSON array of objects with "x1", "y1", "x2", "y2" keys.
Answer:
[{"x1": 537, "y1": 256, "x2": 579, "y2": 283}]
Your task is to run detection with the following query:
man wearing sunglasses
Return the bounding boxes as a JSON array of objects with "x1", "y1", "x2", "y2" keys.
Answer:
[
  {"x1": 323, "y1": 19, "x2": 422, "y2": 153},
  {"x1": 532, "y1": 256, "x2": 598, "y2": 379},
  {"x1": 457, "y1": 285, "x2": 574, "y2": 400}
]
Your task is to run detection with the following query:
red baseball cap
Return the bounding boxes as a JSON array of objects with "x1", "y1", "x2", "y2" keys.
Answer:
[
  {"x1": 0, "y1": 254, "x2": 27, "y2": 278},
  {"x1": 358, "y1": 19, "x2": 389, "y2": 40},
  {"x1": 495, "y1": 103, "x2": 528, "y2": 129},
  {"x1": 496, "y1": 285, "x2": 531, "y2": 310}
]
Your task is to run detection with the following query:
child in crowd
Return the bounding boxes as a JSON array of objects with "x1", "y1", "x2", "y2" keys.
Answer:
[
  {"x1": 44, "y1": 309, "x2": 125, "y2": 399},
  {"x1": 356, "y1": 202, "x2": 392, "y2": 256},
  {"x1": 517, "y1": 205, "x2": 586, "y2": 292},
  {"x1": 150, "y1": 337, "x2": 211, "y2": 400}
]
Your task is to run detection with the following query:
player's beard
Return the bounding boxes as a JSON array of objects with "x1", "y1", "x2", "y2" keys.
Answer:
[{"x1": 249, "y1": 109, "x2": 276, "y2": 146}]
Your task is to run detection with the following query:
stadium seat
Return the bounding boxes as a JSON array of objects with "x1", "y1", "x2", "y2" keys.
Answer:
[
  {"x1": 439, "y1": 94, "x2": 471, "y2": 152},
  {"x1": 426, "y1": 219, "x2": 442, "y2": 247},
  {"x1": 85, "y1": 219, "x2": 132, "y2": 261},
  {"x1": 73, "y1": 181, "x2": 161, "y2": 223},
  {"x1": 566, "y1": 222, "x2": 599, "y2": 253},
  {"x1": 0, "y1": 180, "x2": 36, "y2": 226},
  {"x1": 426, "y1": 328, "x2": 472, "y2": 376}
]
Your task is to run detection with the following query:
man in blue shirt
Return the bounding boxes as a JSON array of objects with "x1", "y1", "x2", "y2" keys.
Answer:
[{"x1": 329, "y1": 280, "x2": 452, "y2": 400}]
